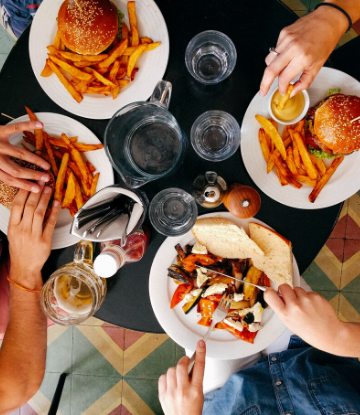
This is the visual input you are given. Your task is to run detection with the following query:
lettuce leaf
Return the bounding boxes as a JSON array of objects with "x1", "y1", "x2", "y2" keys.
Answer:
[
  {"x1": 116, "y1": 7, "x2": 124, "y2": 41},
  {"x1": 326, "y1": 88, "x2": 341, "y2": 97},
  {"x1": 308, "y1": 145, "x2": 342, "y2": 160}
]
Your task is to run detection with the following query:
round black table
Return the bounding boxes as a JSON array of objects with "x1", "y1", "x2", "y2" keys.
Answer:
[{"x1": 0, "y1": 0, "x2": 343, "y2": 333}]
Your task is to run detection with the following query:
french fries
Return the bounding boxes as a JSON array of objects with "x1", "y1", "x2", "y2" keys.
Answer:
[
  {"x1": 24, "y1": 107, "x2": 43, "y2": 150},
  {"x1": 255, "y1": 115, "x2": 286, "y2": 159},
  {"x1": 41, "y1": 1, "x2": 161, "y2": 102},
  {"x1": 257, "y1": 116, "x2": 345, "y2": 202},
  {"x1": 22, "y1": 107, "x2": 102, "y2": 216},
  {"x1": 276, "y1": 84, "x2": 294, "y2": 111}
]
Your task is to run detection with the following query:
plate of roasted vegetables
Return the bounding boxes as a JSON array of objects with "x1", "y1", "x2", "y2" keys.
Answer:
[{"x1": 149, "y1": 212, "x2": 300, "y2": 359}]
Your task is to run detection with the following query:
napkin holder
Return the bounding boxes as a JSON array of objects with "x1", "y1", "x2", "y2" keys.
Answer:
[{"x1": 70, "y1": 185, "x2": 148, "y2": 242}]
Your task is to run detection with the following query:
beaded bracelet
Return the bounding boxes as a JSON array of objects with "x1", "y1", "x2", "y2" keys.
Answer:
[
  {"x1": 7, "y1": 276, "x2": 42, "y2": 293},
  {"x1": 314, "y1": 3, "x2": 352, "y2": 32}
]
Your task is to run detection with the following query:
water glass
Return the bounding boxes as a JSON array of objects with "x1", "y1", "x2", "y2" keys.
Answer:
[
  {"x1": 149, "y1": 188, "x2": 198, "y2": 236},
  {"x1": 185, "y1": 30, "x2": 237, "y2": 84},
  {"x1": 190, "y1": 110, "x2": 241, "y2": 161}
]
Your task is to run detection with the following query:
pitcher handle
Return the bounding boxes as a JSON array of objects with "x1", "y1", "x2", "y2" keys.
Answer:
[
  {"x1": 150, "y1": 80, "x2": 172, "y2": 109},
  {"x1": 74, "y1": 240, "x2": 94, "y2": 265}
]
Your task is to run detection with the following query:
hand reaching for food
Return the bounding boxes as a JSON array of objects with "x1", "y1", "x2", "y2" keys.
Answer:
[
  {"x1": 0, "y1": 121, "x2": 51, "y2": 192},
  {"x1": 158, "y1": 340, "x2": 205, "y2": 415},
  {"x1": 265, "y1": 284, "x2": 360, "y2": 357},
  {"x1": 8, "y1": 183, "x2": 60, "y2": 290},
  {"x1": 260, "y1": 5, "x2": 352, "y2": 97}
]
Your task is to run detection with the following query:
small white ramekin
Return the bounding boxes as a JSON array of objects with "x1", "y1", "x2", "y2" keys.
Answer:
[{"x1": 268, "y1": 87, "x2": 310, "y2": 126}]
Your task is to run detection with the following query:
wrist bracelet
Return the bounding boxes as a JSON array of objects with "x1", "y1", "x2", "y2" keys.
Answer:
[
  {"x1": 7, "y1": 276, "x2": 42, "y2": 293},
  {"x1": 314, "y1": 3, "x2": 352, "y2": 32}
]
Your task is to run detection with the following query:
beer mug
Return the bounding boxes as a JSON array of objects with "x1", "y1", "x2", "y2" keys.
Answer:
[{"x1": 40, "y1": 240, "x2": 107, "y2": 325}]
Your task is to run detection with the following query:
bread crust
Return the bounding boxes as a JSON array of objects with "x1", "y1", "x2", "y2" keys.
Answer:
[
  {"x1": 313, "y1": 94, "x2": 360, "y2": 155},
  {"x1": 58, "y1": 0, "x2": 118, "y2": 55}
]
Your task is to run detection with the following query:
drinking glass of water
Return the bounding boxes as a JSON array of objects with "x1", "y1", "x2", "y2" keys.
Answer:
[
  {"x1": 149, "y1": 188, "x2": 198, "y2": 236},
  {"x1": 190, "y1": 110, "x2": 241, "y2": 161},
  {"x1": 185, "y1": 30, "x2": 237, "y2": 85}
]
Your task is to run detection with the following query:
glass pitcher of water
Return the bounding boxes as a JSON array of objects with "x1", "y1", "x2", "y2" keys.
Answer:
[
  {"x1": 104, "y1": 80, "x2": 188, "y2": 188},
  {"x1": 40, "y1": 240, "x2": 107, "y2": 326}
]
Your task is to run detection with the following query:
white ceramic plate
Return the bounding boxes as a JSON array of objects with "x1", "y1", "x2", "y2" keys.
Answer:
[
  {"x1": 1, "y1": 113, "x2": 114, "y2": 249},
  {"x1": 149, "y1": 212, "x2": 300, "y2": 359},
  {"x1": 241, "y1": 67, "x2": 360, "y2": 209},
  {"x1": 29, "y1": 0, "x2": 169, "y2": 119}
]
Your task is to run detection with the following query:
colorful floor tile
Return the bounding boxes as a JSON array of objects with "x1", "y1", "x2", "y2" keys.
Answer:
[{"x1": 1, "y1": 2, "x2": 360, "y2": 414}]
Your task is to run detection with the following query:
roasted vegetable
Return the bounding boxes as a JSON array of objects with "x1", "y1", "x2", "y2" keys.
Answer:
[
  {"x1": 175, "y1": 244, "x2": 186, "y2": 261},
  {"x1": 222, "y1": 324, "x2": 258, "y2": 344},
  {"x1": 198, "y1": 298, "x2": 218, "y2": 317},
  {"x1": 232, "y1": 259, "x2": 249, "y2": 291},
  {"x1": 243, "y1": 265, "x2": 263, "y2": 301},
  {"x1": 181, "y1": 254, "x2": 220, "y2": 273},
  {"x1": 170, "y1": 284, "x2": 193, "y2": 309},
  {"x1": 167, "y1": 265, "x2": 194, "y2": 284},
  {"x1": 230, "y1": 300, "x2": 250, "y2": 310},
  {"x1": 182, "y1": 288, "x2": 205, "y2": 314}
]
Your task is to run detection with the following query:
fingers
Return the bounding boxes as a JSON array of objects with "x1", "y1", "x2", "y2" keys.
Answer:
[
  {"x1": 0, "y1": 121, "x2": 43, "y2": 138},
  {"x1": 0, "y1": 168, "x2": 42, "y2": 193},
  {"x1": 0, "y1": 154, "x2": 50, "y2": 182},
  {"x1": 176, "y1": 356, "x2": 190, "y2": 387},
  {"x1": 43, "y1": 200, "x2": 60, "y2": 241},
  {"x1": 278, "y1": 284, "x2": 298, "y2": 304},
  {"x1": 166, "y1": 367, "x2": 177, "y2": 390},
  {"x1": 259, "y1": 53, "x2": 292, "y2": 97},
  {"x1": 290, "y1": 66, "x2": 321, "y2": 96},
  {"x1": 191, "y1": 340, "x2": 206, "y2": 388},
  {"x1": 264, "y1": 287, "x2": 285, "y2": 313},
  {"x1": 158, "y1": 374, "x2": 167, "y2": 397},
  {"x1": 8, "y1": 189, "x2": 29, "y2": 227},
  {"x1": 0, "y1": 142, "x2": 50, "y2": 170},
  {"x1": 21, "y1": 181, "x2": 45, "y2": 230},
  {"x1": 32, "y1": 186, "x2": 53, "y2": 235}
]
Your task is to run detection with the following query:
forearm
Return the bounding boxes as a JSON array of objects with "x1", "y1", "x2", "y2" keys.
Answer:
[
  {"x1": 0, "y1": 274, "x2": 47, "y2": 414},
  {"x1": 332, "y1": 321, "x2": 360, "y2": 357}
]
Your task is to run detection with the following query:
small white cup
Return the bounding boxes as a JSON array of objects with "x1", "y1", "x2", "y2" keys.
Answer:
[{"x1": 268, "y1": 88, "x2": 310, "y2": 125}]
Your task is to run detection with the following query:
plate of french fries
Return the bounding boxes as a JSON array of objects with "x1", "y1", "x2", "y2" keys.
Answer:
[
  {"x1": 241, "y1": 67, "x2": 360, "y2": 209},
  {"x1": 29, "y1": 0, "x2": 169, "y2": 119},
  {"x1": 0, "y1": 112, "x2": 114, "y2": 249}
]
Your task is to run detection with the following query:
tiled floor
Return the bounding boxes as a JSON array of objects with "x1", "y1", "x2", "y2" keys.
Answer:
[{"x1": 1, "y1": 1, "x2": 360, "y2": 414}]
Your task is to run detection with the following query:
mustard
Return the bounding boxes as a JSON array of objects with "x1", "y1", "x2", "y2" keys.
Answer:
[{"x1": 271, "y1": 89, "x2": 305, "y2": 122}]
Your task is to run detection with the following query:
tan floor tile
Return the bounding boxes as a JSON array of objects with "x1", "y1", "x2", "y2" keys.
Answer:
[{"x1": 338, "y1": 293, "x2": 360, "y2": 323}]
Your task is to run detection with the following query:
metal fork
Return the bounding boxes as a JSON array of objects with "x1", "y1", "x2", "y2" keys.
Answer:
[{"x1": 187, "y1": 293, "x2": 232, "y2": 375}]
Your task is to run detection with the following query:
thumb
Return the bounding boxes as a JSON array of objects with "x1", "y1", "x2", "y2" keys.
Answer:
[
  {"x1": 191, "y1": 340, "x2": 206, "y2": 388},
  {"x1": 264, "y1": 288, "x2": 285, "y2": 314}
]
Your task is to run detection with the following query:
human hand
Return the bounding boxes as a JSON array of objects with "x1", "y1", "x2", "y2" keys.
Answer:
[
  {"x1": 7, "y1": 183, "x2": 60, "y2": 290},
  {"x1": 158, "y1": 340, "x2": 206, "y2": 415},
  {"x1": 264, "y1": 284, "x2": 344, "y2": 352},
  {"x1": 0, "y1": 121, "x2": 51, "y2": 193},
  {"x1": 260, "y1": 7, "x2": 348, "y2": 97}
]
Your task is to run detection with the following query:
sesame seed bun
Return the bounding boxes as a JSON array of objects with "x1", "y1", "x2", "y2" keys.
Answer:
[
  {"x1": 306, "y1": 94, "x2": 360, "y2": 155},
  {"x1": 57, "y1": 0, "x2": 118, "y2": 55},
  {"x1": 0, "y1": 159, "x2": 55, "y2": 210}
]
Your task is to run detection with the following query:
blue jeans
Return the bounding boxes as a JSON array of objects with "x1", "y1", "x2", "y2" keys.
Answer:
[{"x1": 203, "y1": 336, "x2": 360, "y2": 415}]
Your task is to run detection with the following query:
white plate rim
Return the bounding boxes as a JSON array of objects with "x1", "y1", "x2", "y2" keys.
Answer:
[
  {"x1": 1, "y1": 112, "x2": 114, "y2": 249},
  {"x1": 149, "y1": 211, "x2": 300, "y2": 359},
  {"x1": 29, "y1": 0, "x2": 170, "y2": 120},
  {"x1": 240, "y1": 67, "x2": 360, "y2": 210}
]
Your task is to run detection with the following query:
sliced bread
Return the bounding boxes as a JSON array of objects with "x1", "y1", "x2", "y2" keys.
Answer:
[
  {"x1": 191, "y1": 217, "x2": 264, "y2": 259},
  {"x1": 249, "y1": 222, "x2": 293, "y2": 287}
]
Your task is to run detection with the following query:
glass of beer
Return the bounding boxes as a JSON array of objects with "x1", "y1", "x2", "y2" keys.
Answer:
[{"x1": 40, "y1": 240, "x2": 107, "y2": 326}]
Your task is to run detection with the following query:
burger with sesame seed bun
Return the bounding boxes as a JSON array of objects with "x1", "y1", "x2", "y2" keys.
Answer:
[
  {"x1": 305, "y1": 92, "x2": 360, "y2": 160},
  {"x1": 58, "y1": 0, "x2": 119, "y2": 55}
]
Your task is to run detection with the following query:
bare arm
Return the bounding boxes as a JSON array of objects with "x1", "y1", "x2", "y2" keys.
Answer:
[
  {"x1": 0, "y1": 185, "x2": 59, "y2": 414},
  {"x1": 260, "y1": 0, "x2": 360, "y2": 97},
  {"x1": 265, "y1": 285, "x2": 360, "y2": 357}
]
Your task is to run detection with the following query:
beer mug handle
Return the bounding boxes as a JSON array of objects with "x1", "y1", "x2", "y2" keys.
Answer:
[
  {"x1": 74, "y1": 240, "x2": 94, "y2": 265},
  {"x1": 150, "y1": 80, "x2": 172, "y2": 109}
]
